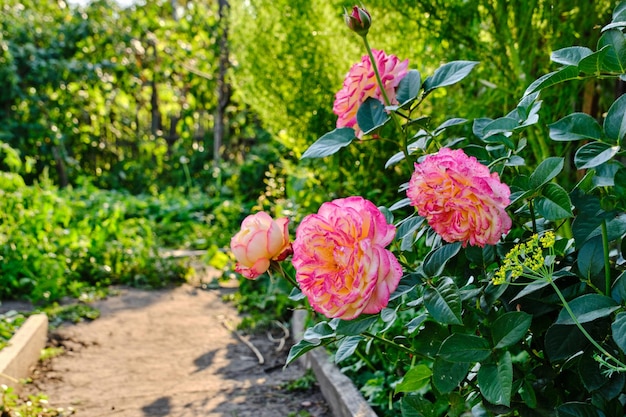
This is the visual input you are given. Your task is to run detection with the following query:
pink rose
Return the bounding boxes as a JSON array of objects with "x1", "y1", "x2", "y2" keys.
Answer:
[
  {"x1": 230, "y1": 212, "x2": 292, "y2": 279},
  {"x1": 407, "y1": 148, "x2": 512, "y2": 247},
  {"x1": 292, "y1": 196, "x2": 403, "y2": 320},
  {"x1": 333, "y1": 49, "x2": 409, "y2": 137}
]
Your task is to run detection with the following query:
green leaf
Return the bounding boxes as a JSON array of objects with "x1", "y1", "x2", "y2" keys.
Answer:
[
  {"x1": 574, "y1": 142, "x2": 620, "y2": 169},
  {"x1": 603, "y1": 93, "x2": 626, "y2": 143},
  {"x1": 357, "y1": 97, "x2": 390, "y2": 135},
  {"x1": 303, "y1": 321, "x2": 335, "y2": 343},
  {"x1": 396, "y1": 69, "x2": 422, "y2": 107},
  {"x1": 555, "y1": 294, "x2": 619, "y2": 325},
  {"x1": 286, "y1": 339, "x2": 318, "y2": 365},
  {"x1": 477, "y1": 351, "x2": 513, "y2": 407},
  {"x1": 423, "y1": 242, "x2": 462, "y2": 277},
  {"x1": 529, "y1": 157, "x2": 564, "y2": 189},
  {"x1": 519, "y1": 379, "x2": 538, "y2": 409},
  {"x1": 390, "y1": 198, "x2": 412, "y2": 211},
  {"x1": 380, "y1": 308, "x2": 398, "y2": 332},
  {"x1": 301, "y1": 128, "x2": 355, "y2": 159},
  {"x1": 439, "y1": 333, "x2": 491, "y2": 362},
  {"x1": 578, "y1": 352, "x2": 608, "y2": 392},
  {"x1": 535, "y1": 183, "x2": 573, "y2": 220},
  {"x1": 432, "y1": 358, "x2": 469, "y2": 394},
  {"x1": 433, "y1": 117, "x2": 467, "y2": 136},
  {"x1": 556, "y1": 402, "x2": 603, "y2": 417},
  {"x1": 524, "y1": 65, "x2": 580, "y2": 97},
  {"x1": 550, "y1": 46, "x2": 593, "y2": 66},
  {"x1": 336, "y1": 315, "x2": 378, "y2": 336},
  {"x1": 481, "y1": 117, "x2": 519, "y2": 138},
  {"x1": 577, "y1": 45, "x2": 611, "y2": 75},
  {"x1": 577, "y1": 236, "x2": 606, "y2": 281},
  {"x1": 334, "y1": 335, "x2": 363, "y2": 363},
  {"x1": 397, "y1": 216, "x2": 425, "y2": 241},
  {"x1": 401, "y1": 395, "x2": 435, "y2": 417},
  {"x1": 407, "y1": 313, "x2": 427, "y2": 334},
  {"x1": 288, "y1": 287, "x2": 306, "y2": 301},
  {"x1": 545, "y1": 324, "x2": 589, "y2": 362},
  {"x1": 612, "y1": 1, "x2": 626, "y2": 22},
  {"x1": 592, "y1": 160, "x2": 622, "y2": 186},
  {"x1": 549, "y1": 113, "x2": 604, "y2": 142},
  {"x1": 395, "y1": 364, "x2": 433, "y2": 394},
  {"x1": 597, "y1": 28, "x2": 626, "y2": 73},
  {"x1": 423, "y1": 61, "x2": 479, "y2": 92},
  {"x1": 611, "y1": 312, "x2": 626, "y2": 354},
  {"x1": 492, "y1": 311, "x2": 532, "y2": 349},
  {"x1": 385, "y1": 150, "x2": 407, "y2": 168},
  {"x1": 424, "y1": 277, "x2": 462, "y2": 325}
]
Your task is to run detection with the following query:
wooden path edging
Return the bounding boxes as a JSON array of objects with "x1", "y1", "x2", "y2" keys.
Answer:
[
  {"x1": 292, "y1": 310, "x2": 378, "y2": 417},
  {"x1": 0, "y1": 313, "x2": 48, "y2": 389}
]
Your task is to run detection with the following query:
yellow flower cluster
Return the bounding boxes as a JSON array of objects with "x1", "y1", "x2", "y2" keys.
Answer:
[{"x1": 492, "y1": 231, "x2": 556, "y2": 285}]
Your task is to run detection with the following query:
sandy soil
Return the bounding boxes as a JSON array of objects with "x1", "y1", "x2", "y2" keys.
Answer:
[{"x1": 21, "y1": 282, "x2": 331, "y2": 417}]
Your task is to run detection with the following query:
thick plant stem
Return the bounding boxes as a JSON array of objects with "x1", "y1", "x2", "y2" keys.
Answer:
[
  {"x1": 549, "y1": 279, "x2": 626, "y2": 371},
  {"x1": 601, "y1": 219, "x2": 611, "y2": 297},
  {"x1": 361, "y1": 35, "x2": 413, "y2": 174}
]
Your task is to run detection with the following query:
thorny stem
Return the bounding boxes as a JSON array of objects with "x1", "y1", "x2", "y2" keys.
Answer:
[
  {"x1": 363, "y1": 331, "x2": 421, "y2": 357},
  {"x1": 361, "y1": 35, "x2": 413, "y2": 175},
  {"x1": 548, "y1": 279, "x2": 626, "y2": 371}
]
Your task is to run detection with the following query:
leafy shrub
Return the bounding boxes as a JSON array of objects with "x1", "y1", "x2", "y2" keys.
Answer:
[{"x1": 232, "y1": 3, "x2": 626, "y2": 416}]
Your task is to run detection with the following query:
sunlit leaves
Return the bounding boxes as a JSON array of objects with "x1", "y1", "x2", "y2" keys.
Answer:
[
  {"x1": 549, "y1": 113, "x2": 604, "y2": 142},
  {"x1": 529, "y1": 157, "x2": 564, "y2": 189},
  {"x1": 524, "y1": 65, "x2": 579, "y2": 97},
  {"x1": 301, "y1": 128, "x2": 355, "y2": 159},
  {"x1": 603, "y1": 93, "x2": 626, "y2": 143},
  {"x1": 423, "y1": 61, "x2": 479, "y2": 92},
  {"x1": 395, "y1": 364, "x2": 432, "y2": 394},
  {"x1": 395, "y1": 69, "x2": 422, "y2": 107},
  {"x1": 357, "y1": 97, "x2": 390, "y2": 135}
]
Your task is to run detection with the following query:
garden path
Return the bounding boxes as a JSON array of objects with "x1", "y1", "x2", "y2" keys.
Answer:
[{"x1": 23, "y1": 271, "x2": 331, "y2": 417}]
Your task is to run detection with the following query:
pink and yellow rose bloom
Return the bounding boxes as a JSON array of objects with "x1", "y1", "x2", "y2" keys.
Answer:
[
  {"x1": 407, "y1": 147, "x2": 512, "y2": 247},
  {"x1": 291, "y1": 196, "x2": 403, "y2": 320},
  {"x1": 230, "y1": 212, "x2": 292, "y2": 279},
  {"x1": 333, "y1": 49, "x2": 409, "y2": 137}
]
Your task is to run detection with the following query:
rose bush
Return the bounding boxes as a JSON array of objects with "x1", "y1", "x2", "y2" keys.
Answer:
[
  {"x1": 292, "y1": 196, "x2": 402, "y2": 320},
  {"x1": 230, "y1": 212, "x2": 291, "y2": 279},
  {"x1": 231, "y1": 3, "x2": 626, "y2": 416},
  {"x1": 407, "y1": 147, "x2": 512, "y2": 247},
  {"x1": 333, "y1": 49, "x2": 409, "y2": 137}
]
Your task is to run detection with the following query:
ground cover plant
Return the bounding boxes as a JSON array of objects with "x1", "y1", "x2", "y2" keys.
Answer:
[{"x1": 230, "y1": 3, "x2": 626, "y2": 416}]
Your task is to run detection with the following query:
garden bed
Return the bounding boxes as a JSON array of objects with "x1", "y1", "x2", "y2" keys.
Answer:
[
  {"x1": 0, "y1": 313, "x2": 48, "y2": 389},
  {"x1": 292, "y1": 310, "x2": 377, "y2": 417}
]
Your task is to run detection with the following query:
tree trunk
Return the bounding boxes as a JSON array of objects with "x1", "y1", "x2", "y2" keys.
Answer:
[
  {"x1": 52, "y1": 146, "x2": 68, "y2": 188},
  {"x1": 213, "y1": 0, "x2": 231, "y2": 164},
  {"x1": 150, "y1": 42, "x2": 162, "y2": 136}
]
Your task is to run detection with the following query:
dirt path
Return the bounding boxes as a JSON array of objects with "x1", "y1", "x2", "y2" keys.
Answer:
[{"x1": 23, "y1": 282, "x2": 331, "y2": 417}]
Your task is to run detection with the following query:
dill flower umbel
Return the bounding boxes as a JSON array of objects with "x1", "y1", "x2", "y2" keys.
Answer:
[{"x1": 492, "y1": 231, "x2": 556, "y2": 285}]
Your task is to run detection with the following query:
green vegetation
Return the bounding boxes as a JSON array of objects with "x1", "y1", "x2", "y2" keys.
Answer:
[
  {"x1": 1, "y1": 0, "x2": 624, "y2": 414},
  {"x1": 0, "y1": 312, "x2": 26, "y2": 351},
  {"x1": 0, "y1": 385, "x2": 72, "y2": 416}
]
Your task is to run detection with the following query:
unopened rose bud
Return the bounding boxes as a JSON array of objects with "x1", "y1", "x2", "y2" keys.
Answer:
[{"x1": 344, "y1": 6, "x2": 371, "y2": 37}]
